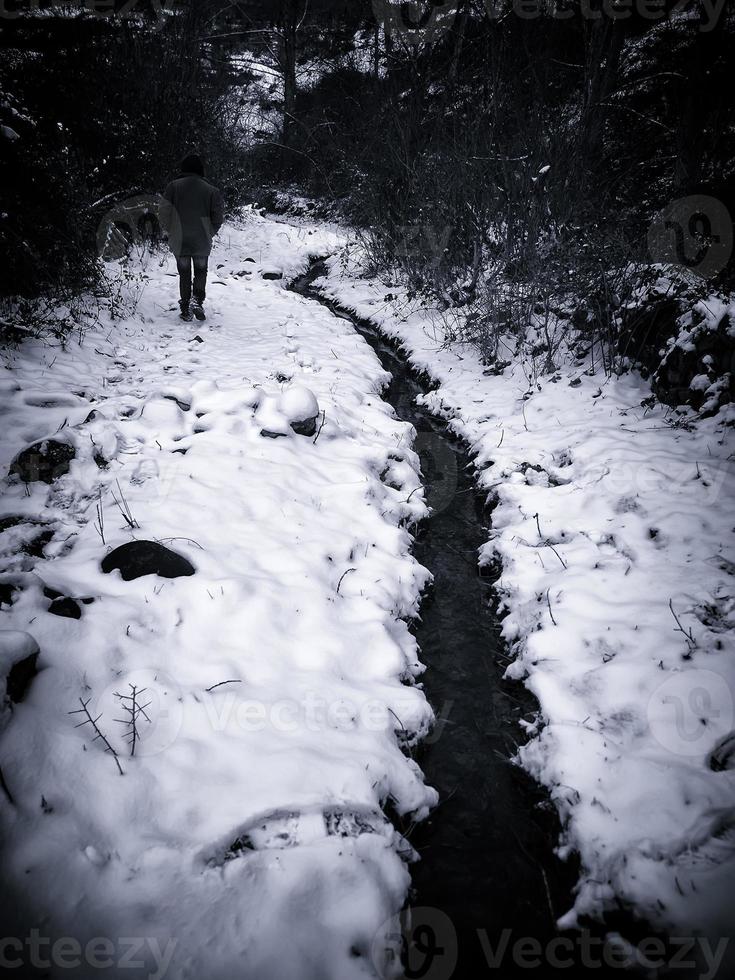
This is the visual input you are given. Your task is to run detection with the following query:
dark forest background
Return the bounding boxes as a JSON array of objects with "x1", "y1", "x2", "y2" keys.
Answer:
[{"x1": 1, "y1": 0, "x2": 733, "y2": 400}]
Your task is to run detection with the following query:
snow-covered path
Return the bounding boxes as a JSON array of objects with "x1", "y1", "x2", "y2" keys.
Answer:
[{"x1": 0, "y1": 217, "x2": 436, "y2": 979}]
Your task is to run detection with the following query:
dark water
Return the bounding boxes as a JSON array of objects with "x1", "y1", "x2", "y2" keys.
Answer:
[{"x1": 290, "y1": 263, "x2": 686, "y2": 980}]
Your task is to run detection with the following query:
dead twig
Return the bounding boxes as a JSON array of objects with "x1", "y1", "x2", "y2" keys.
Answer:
[
  {"x1": 313, "y1": 410, "x2": 326, "y2": 444},
  {"x1": 111, "y1": 480, "x2": 139, "y2": 530},
  {"x1": 70, "y1": 697, "x2": 124, "y2": 775},
  {"x1": 669, "y1": 599, "x2": 697, "y2": 658},
  {"x1": 336, "y1": 567, "x2": 356, "y2": 594},
  {"x1": 114, "y1": 684, "x2": 151, "y2": 757},
  {"x1": 205, "y1": 679, "x2": 242, "y2": 693}
]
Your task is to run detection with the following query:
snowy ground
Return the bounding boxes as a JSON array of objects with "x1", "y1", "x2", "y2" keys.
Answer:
[
  {"x1": 2, "y1": 213, "x2": 734, "y2": 978},
  {"x1": 319, "y1": 254, "x2": 735, "y2": 956},
  {"x1": 0, "y1": 215, "x2": 437, "y2": 979}
]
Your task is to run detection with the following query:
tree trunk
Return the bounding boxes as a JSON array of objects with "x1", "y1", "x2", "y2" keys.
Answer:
[{"x1": 280, "y1": 0, "x2": 298, "y2": 153}]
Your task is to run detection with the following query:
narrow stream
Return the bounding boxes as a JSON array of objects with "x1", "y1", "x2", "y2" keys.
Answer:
[{"x1": 290, "y1": 262, "x2": 632, "y2": 980}]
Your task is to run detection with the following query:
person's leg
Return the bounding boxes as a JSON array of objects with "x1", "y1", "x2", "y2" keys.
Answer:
[
  {"x1": 192, "y1": 256, "x2": 209, "y2": 305},
  {"x1": 176, "y1": 255, "x2": 192, "y2": 306}
]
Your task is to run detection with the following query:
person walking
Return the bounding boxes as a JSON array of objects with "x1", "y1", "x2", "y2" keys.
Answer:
[{"x1": 160, "y1": 154, "x2": 224, "y2": 321}]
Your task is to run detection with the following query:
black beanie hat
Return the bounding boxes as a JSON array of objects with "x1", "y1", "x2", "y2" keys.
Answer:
[{"x1": 181, "y1": 154, "x2": 204, "y2": 176}]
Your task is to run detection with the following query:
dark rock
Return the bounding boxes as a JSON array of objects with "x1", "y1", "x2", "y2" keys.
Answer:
[
  {"x1": 290, "y1": 417, "x2": 318, "y2": 437},
  {"x1": 48, "y1": 597, "x2": 82, "y2": 619},
  {"x1": 244, "y1": 257, "x2": 256, "y2": 263},
  {"x1": 6, "y1": 646, "x2": 39, "y2": 704},
  {"x1": 93, "y1": 452, "x2": 108, "y2": 469},
  {"x1": 260, "y1": 429, "x2": 288, "y2": 440},
  {"x1": 162, "y1": 395, "x2": 191, "y2": 412},
  {"x1": 0, "y1": 583, "x2": 15, "y2": 607},
  {"x1": 262, "y1": 271, "x2": 283, "y2": 281},
  {"x1": 101, "y1": 540, "x2": 195, "y2": 580},
  {"x1": 43, "y1": 586, "x2": 63, "y2": 600},
  {"x1": 709, "y1": 732, "x2": 735, "y2": 772},
  {"x1": 23, "y1": 529, "x2": 54, "y2": 558},
  {"x1": 191, "y1": 335, "x2": 204, "y2": 344},
  {"x1": 0, "y1": 516, "x2": 26, "y2": 533},
  {"x1": 9, "y1": 440, "x2": 75, "y2": 484},
  {"x1": 569, "y1": 377, "x2": 581, "y2": 388}
]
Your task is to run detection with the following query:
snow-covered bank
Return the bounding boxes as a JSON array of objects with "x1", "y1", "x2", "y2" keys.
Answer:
[
  {"x1": 0, "y1": 215, "x2": 436, "y2": 979},
  {"x1": 319, "y1": 253, "x2": 735, "y2": 947}
]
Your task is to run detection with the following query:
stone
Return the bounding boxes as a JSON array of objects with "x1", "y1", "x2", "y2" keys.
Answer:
[
  {"x1": 0, "y1": 631, "x2": 40, "y2": 703},
  {"x1": 9, "y1": 439, "x2": 75, "y2": 484},
  {"x1": 48, "y1": 596, "x2": 82, "y2": 619},
  {"x1": 709, "y1": 732, "x2": 735, "y2": 772},
  {"x1": 280, "y1": 385, "x2": 319, "y2": 437},
  {"x1": 101, "y1": 540, "x2": 195, "y2": 580}
]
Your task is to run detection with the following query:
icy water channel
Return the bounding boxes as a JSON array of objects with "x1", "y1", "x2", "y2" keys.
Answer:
[{"x1": 290, "y1": 261, "x2": 667, "y2": 980}]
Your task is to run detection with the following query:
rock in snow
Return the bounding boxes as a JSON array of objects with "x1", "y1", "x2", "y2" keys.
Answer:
[
  {"x1": 9, "y1": 439, "x2": 75, "y2": 483},
  {"x1": 280, "y1": 384, "x2": 319, "y2": 436},
  {"x1": 0, "y1": 630, "x2": 40, "y2": 704},
  {"x1": 101, "y1": 540, "x2": 195, "y2": 580}
]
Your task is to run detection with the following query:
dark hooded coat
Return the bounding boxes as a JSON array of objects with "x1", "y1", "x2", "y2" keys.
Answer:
[{"x1": 160, "y1": 159, "x2": 224, "y2": 257}]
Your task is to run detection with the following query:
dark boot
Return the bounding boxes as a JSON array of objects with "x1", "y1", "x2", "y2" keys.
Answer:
[
  {"x1": 179, "y1": 300, "x2": 193, "y2": 322},
  {"x1": 192, "y1": 297, "x2": 206, "y2": 321}
]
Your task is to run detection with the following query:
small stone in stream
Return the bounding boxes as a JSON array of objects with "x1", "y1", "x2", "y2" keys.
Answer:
[
  {"x1": 262, "y1": 271, "x2": 283, "y2": 280},
  {"x1": 1, "y1": 631, "x2": 40, "y2": 703},
  {"x1": 9, "y1": 440, "x2": 75, "y2": 484},
  {"x1": 101, "y1": 540, "x2": 195, "y2": 580},
  {"x1": 48, "y1": 596, "x2": 82, "y2": 619}
]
